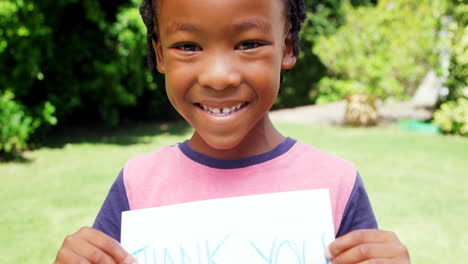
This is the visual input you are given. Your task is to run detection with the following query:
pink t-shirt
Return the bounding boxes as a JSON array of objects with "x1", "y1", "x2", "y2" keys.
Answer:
[{"x1": 93, "y1": 138, "x2": 377, "y2": 241}]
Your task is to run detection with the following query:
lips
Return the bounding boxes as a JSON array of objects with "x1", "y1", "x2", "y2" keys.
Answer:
[{"x1": 194, "y1": 102, "x2": 249, "y2": 116}]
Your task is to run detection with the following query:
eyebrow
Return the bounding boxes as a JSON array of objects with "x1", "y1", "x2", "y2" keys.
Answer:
[
  {"x1": 166, "y1": 23, "x2": 201, "y2": 35},
  {"x1": 232, "y1": 18, "x2": 272, "y2": 33},
  {"x1": 165, "y1": 18, "x2": 272, "y2": 35}
]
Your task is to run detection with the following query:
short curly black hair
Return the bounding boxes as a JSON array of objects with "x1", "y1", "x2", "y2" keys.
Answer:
[{"x1": 139, "y1": 0, "x2": 306, "y2": 71}]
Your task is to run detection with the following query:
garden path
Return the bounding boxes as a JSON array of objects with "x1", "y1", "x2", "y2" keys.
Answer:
[
  {"x1": 269, "y1": 99, "x2": 434, "y2": 126},
  {"x1": 270, "y1": 72, "x2": 440, "y2": 126}
]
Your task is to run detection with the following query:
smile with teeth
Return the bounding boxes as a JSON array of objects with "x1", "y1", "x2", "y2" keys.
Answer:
[{"x1": 196, "y1": 102, "x2": 248, "y2": 116}]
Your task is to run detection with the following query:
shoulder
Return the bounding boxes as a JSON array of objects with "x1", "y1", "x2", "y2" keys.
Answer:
[
  {"x1": 290, "y1": 140, "x2": 357, "y2": 180},
  {"x1": 123, "y1": 144, "x2": 180, "y2": 177},
  {"x1": 121, "y1": 143, "x2": 186, "y2": 209},
  {"x1": 292, "y1": 140, "x2": 357, "y2": 198}
]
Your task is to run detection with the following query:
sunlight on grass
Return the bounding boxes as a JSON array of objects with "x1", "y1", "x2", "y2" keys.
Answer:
[
  {"x1": 1, "y1": 122, "x2": 466, "y2": 263},
  {"x1": 275, "y1": 123, "x2": 468, "y2": 263}
]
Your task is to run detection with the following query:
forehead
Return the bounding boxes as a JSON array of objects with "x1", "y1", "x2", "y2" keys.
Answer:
[
  {"x1": 165, "y1": 18, "x2": 273, "y2": 36},
  {"x1": 155, "y1": 0, "x2": 287, "y2": 34}
]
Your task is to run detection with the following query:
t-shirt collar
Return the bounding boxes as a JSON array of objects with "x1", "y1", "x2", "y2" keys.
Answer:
[{"x1": 178, "y1": 137, "x2": 296, "y2": 169}]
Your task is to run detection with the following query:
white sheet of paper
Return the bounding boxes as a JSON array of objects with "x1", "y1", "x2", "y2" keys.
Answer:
[{"x1": 121, "y1": 189, "x2": 334, "y2": 264}]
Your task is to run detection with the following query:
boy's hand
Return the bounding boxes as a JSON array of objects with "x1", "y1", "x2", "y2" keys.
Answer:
[
  {"x1": 54, "y1": 226, "x2": 137, "y2": 264},
  {"x1": 326, "y1": 229, "x2": 410, "y2": 264}
]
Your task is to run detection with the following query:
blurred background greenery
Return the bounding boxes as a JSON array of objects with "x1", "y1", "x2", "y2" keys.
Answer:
[
  {"x1": 0, "y1": 0, "x2": 467, "y2": 263},
  {"x1": 0, "y1": 0, "x2": 466, "y2": 154}
]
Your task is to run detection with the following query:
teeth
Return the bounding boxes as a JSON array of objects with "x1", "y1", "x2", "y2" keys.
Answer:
[{"x1": 200, "y1": 103, "x2": 245, "y2": 115}]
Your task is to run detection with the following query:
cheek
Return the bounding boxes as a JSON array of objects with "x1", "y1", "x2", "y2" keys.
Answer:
[
  {"x1": 243, "y1": 54, "x2": 282, "y2": 95},
  {"x1": 164, "y1": 74, "x2": 186, "y2": 112},
  {"x1": 164, "y1": 62, "x2": 196, "y2": 102}
]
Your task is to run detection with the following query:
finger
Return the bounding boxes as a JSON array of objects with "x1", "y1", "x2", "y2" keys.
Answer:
[
  {"x1": 64, "y1": 233, "x2": 116, "y2": 264},
  {"x1": 77, "y1": 227, "x2": 136, "y2": 263},
  {"x1": 55, "y1": 247, "x2": 92, "y2": 264},
  {"x1": 359, "y1": 259, "x2": 409, "y2": 264},
  {"x1": 358, "y1": 259, "x2": 393, "y2": 264},
  {"x1": 329, "y1": 242, "x2": 407, "y2": 264},
  {"x1": 328, "y1": 229, "x2": 399, "y2": 259}
]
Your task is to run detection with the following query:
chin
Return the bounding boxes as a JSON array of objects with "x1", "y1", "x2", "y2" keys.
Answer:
[{"x1": 202, "y1": 134, "x2": 245, "y2": 151}]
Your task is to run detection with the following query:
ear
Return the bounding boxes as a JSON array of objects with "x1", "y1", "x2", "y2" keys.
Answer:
[
  {"x1": 281, "y1": 32, "x2": 296, "y2": 70},
  {"x1": 152, "y1": 35, "x2": 166, "y2": 73}
]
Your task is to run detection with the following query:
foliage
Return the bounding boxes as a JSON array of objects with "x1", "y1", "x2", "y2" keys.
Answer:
[
  {"x1": 275, "y1": 0, "x2": 376, "y2": 108},
  {"x1": 312, "y1": 78, "x2": 372, "y2": 104},
  {"x1": 0, "y1": 0, "x2": 172, "y2": 125},
  {"x1": 0, "y1": 91, "x2": 35, "y2": 153},
  {"x1": 443, "y1": 0, "x2": 467, "y2": 101},
  {"x1": 0, "y1": 0, "x2": 378, "y2": 150},
  {"x1": 433, "y1": 0, "x2": 467, "y2": 136},
  {"x1": 313, "y1": 0, "x2": 445, "y2": 104},
  {"x1": 1, "y1": 0, "x2": 449, "y2": 149},
  {"x1": 433, "y1": 98, "x2": 468, "y2": 136},
  {"x1": 104, "y1": 0, "x2": 174, "y2": 124},
  {"x1": 0, "y1": 91, "x2": 56, "y2": 153},
  {"x1": 0, "y1": 0, "x2": 177, "y2": 153}
]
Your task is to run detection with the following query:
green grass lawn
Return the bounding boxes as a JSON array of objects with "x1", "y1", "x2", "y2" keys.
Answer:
[{"x1": 1, "y1": 121, "x2": 466, "y2": 263}]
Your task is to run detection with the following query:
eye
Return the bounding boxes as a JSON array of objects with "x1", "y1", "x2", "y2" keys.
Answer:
[
  {"x1": 236, "y1": 40, "x2": 265, "y2": 50},
  {"x1": 172, "y1": 43, "x2": 201, "y2": 52}
]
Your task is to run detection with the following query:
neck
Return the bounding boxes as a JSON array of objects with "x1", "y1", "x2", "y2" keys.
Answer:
[{"x1": 188, "y1": 114, "x2": 285, "y2": 160}]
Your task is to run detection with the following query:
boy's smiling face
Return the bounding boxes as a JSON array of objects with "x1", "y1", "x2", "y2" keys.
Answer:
[{"x1": 154, "y1": 0, "x2": 296, "y2": 156}]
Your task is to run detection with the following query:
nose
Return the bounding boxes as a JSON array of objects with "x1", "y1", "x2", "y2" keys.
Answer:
[{"x1": 198, "y1": 53, "x2": 241, "y2": 90}]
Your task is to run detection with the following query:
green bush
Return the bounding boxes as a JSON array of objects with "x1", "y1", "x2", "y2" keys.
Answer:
[
  {"x1": 274, "y1": 0, "x2": 376, "y2": 108},
  {"x1": 444, "y1": 0, "x2": 467, "y2": 101},
  {"x1": 108, "y1": 1, "x2": 175, "y2": 123},
  {"x1": 313, "y1": 0, "x2": 444, "y2": 104},
  {"x1": 0, "y1": 0, "x2": 174, "y2": 128},
  {"x1": 314, "y1": 78, "x2": 373, "y2": 104},
  {"x1": 0, "y1": 91, "x2": 34, "y2": 153},
  {"x1": 0, "y1": 0, "x2": 381, "y2": 151},
  {"x1": 432, "y1": 0, "x2": 467, "y2": 136},
  {"x1": 0, "y1": 91, "x2": 56, "y2": 153},
  {"x1": 433, "y1": 98, "x2": 468, "y2": 136}
]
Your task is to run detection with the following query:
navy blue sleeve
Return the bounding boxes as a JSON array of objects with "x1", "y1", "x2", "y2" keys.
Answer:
[
  {"x1": 92, "y1": 170, "x2": 130, "y2": 242},
  {"x1": 336, "y1": 172, "x2": 378, "y2": 237}
]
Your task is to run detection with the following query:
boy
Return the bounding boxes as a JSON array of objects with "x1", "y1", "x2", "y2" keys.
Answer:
[{"x1": 55, "y1": 0, "x2": 410, "y2": 263}]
